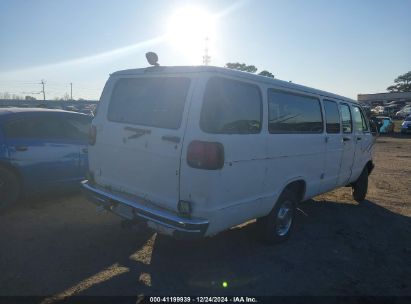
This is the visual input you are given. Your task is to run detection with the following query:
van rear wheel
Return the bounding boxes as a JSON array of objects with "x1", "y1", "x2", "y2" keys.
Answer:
[
  {"x1": 0, "y1": 167, "x2": 21, "y2": 211},
  {"x1": 257, "y1": 189, "x2": 297, "y2": 245},
  {"x1": 352, "y1": 167, "x2": 368, "y2": 202}
]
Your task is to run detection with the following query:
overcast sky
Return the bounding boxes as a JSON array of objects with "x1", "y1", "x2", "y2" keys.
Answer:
[{"x1": 1, "y1": 0, "x2": 410, "y2": 100}]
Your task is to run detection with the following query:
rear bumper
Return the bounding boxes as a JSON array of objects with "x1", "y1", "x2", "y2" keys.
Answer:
[{"x1": 81, "y1": 180, "x2": 209, "y2": 239}]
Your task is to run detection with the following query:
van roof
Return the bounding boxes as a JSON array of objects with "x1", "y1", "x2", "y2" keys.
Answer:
[{"x1": 111, "y1": 65, "x2": 358, "y2": 105}]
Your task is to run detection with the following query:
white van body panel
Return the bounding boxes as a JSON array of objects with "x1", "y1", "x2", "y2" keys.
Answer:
[
  {"x1": 89, "y1": 73, "x2": 198, "y2": 212},
  {"x1": 85, "y1": 66, "x2": 374, "y2": 238},
  {"x1": 179, "y1": 74, "x2": 268, "y2": 235}
]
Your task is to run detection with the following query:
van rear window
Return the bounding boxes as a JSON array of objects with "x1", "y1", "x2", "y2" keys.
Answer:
[{"x1": 107, "y1": 77, "x2": 190, "y2": 129}]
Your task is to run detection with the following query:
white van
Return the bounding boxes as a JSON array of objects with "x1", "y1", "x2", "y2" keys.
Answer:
[{"x1": 82, "y1": 65, "x2": 374, "y2": 243}]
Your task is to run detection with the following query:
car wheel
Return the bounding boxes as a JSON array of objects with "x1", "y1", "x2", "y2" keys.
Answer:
[
  {"x1": 257, "y1": 189, "x2": 297, "y2": 245},
  {"x1": 0, "y1": 167, "x2": 21, "y2": 211},
  {"x1": 352, "y1": 167, "x2": 368, "y2": 202}
]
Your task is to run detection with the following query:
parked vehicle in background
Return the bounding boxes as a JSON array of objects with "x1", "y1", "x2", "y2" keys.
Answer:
[
  {"x1": 369, "y1": 117, "x2": 382, "y2": 134},
  {"x1": 395, "y1": 106, "x2": 411, "y2": 119},
  {"x1": 0, "y1": 108, "x2": 91, "y2": 210},
  {"x1": 400, "y1": 115, "x2": 411, "y2": 134},
  {"x1": 83, "y1": 65, "x2": 374, "y2": 244},
  {"x1": 383, "y1": 104, "x2": 401, "y2": 116},
  {"x1": 371, "y1": 106, "x2": 384, "y2": 115},
  {"x1": 373, "y1": 116, "x2": 394, "y2": 134}
]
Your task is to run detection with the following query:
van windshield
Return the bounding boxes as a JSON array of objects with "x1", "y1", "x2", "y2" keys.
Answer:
[{"x1": 107, "y1": 77, "x2": 190, "y2": 129}]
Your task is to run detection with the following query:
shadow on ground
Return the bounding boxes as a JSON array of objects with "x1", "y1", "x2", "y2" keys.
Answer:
[{"x1": 3, "y1": 195, "x2": 406, "y2": 299}]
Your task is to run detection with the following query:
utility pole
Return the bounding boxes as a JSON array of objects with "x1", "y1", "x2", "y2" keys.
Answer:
[
  {"x1": 202, "y1": 37, "x2": 211, "y2": 66},
  {"x1": 70, "y1": 82, "x2": 73, "y2": 101},
  {"x1": 41, "y1": 79, "x2": 46, "y2": 101}
]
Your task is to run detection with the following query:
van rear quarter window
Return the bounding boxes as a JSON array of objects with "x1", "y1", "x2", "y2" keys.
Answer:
[
  {"x1": 200, "y1": 77, "x2": 262, "y2": 134},
  {"x1": 107, "y1": 77, "x2": 190, "y2": 129},
  {"x1": 268, "y1": 90, "x2": 323, "y2": 133}
]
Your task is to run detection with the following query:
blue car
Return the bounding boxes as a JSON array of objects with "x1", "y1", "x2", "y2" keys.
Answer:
[{"x1": 0, "y1": 108, "x2": 91, "y2": 210}]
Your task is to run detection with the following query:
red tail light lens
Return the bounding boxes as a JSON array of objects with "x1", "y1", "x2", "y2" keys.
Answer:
[
  {"x1": 187, "y1": 141, "x2": 224, "y2": 170},
  {"x1": 89, "y1": 125, "x2": 97, "y2": 145}
]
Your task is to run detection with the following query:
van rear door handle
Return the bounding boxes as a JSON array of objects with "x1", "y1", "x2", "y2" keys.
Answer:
[
  {"x1": 342, "y1": 137, "x2": 351, "y2": 142},
  {"x1": 161, "y1": 135, "x2": 181, "y2": 143},
  {"x1": 356, "y1": 137, "x2": 362, "y2": 141},
  {"x1": 124, "y1": 126, "x2": 151, "y2": 139},
  {"x1": 15, "y1": 146, "x2": 28, "y2": 151}
]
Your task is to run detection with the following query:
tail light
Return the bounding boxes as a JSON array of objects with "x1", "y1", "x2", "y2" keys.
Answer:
[
  {"x1": 89, "y1": 125, "x2": 97, "y2": 145},
  {"x1": 187, "y1": 141, "x2": 224, "y2": 170}
]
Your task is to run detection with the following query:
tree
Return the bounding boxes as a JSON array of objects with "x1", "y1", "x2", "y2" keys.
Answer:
[
  {"x1": 225, "y1": 62, "x2": 274, "y2": 78},
  {"x1": 258, "y1": 70, "x2": 274, "y2": 78},
  {"x1": 25, "y1": 96, "x2": 36, "y2": 100},
  {"x1": 0, "y1": 92, "x2": 11, "y2": 99},
  {"x1": 387, "y1": 71, "x2": 411, "y2": 92},
  {"x1": 225, "y1": 62, "x2": 258, "y2": 73},
  {"x1": 62, "y1": 93, "x2": 70, "y2": 101},
  {"x1": 11, "y1": 94, "x2": 22, "y2": 100}
]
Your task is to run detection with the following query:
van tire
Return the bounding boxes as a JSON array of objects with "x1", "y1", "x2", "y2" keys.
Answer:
[
  {"x1": 352, "y1": 167, "x2": 368, "y2": 202},
  {"x1": 257, "y1": 189, "x2": 297, "y2": 245},
  {"x1": 0, "y1": 167, "x2": 21, "y2": 211}
]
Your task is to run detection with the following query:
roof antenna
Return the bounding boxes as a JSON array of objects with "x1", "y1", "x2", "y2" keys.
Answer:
[{"x1": 146, "y1": 52, "x2": 160, "y2": 67}]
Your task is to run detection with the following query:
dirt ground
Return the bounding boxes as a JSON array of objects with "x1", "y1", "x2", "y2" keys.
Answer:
[{"x1": 0, "y1": 135, "x2": 410, "y2": 299}]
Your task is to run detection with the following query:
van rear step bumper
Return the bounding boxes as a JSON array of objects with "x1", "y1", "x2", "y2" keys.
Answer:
[{"x1": 81, "y1": 180, "x2": 209, "y2": 239}]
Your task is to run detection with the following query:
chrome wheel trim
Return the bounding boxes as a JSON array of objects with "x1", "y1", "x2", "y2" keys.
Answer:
[{"x1": 275, "y1": 200, "x2": 294, "y2": 236}]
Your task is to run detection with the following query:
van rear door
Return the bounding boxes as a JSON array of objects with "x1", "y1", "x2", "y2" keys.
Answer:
[{"x1": 91, "y1": 76, "x2": 193, "y2": 212}]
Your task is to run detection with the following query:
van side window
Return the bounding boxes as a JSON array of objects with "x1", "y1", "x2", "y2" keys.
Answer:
[
  {"x1": 340, "y1": 104, "x2": 352, "y2": 133},
  {"x1": 200, "y1": 77, "x2": 262, "y2": 134},
  {"x1": 352, "y1": 106, "x2": 368, "y2": 133},
  {"x1": 323, "y1": 100, "x2": 340, "y2": 133},
  {"x1": 107, "y1": 77, "x2": 190, "y2": 129},
  {"x1": 268, "y1": 90, "x2": 323, "y2": 133}
]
